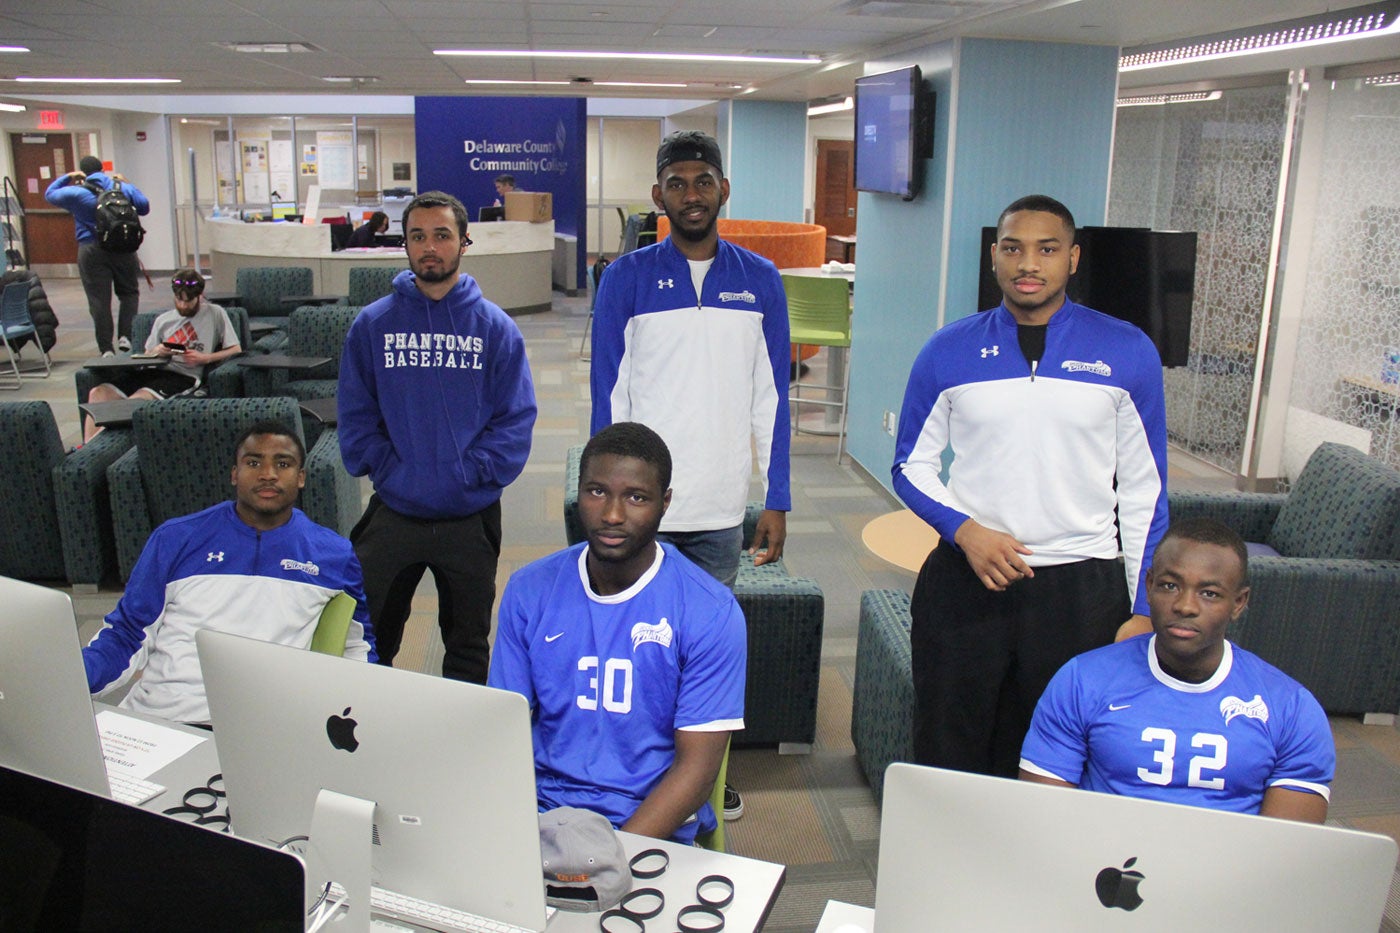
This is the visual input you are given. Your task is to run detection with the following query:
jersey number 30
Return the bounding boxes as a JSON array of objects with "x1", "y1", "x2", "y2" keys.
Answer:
[
  {"x1": 577, "y1": 656, "x2": 634, "y2": 714},
  {"x1": 1136, "y1": 727, "x2": 1227, "y2": 789}
]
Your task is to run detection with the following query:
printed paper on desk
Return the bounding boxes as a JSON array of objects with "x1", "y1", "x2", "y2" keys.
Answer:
[{"x1": 96, "y1": 709, "x2": 207, "y2": 779}]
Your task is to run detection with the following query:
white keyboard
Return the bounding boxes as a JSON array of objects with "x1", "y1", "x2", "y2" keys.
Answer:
[
  {"x1": 106, "y1": 771, "x2": 166, "y2": 806},
  {"x1": 322, "y1": 884, "x2": 539, "y2": 933}
]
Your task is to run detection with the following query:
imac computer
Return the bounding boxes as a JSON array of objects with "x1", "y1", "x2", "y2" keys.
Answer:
[
  {"x1": 0, "y1": 762, "x2": 305, "y2": 931},
  {"x1": 197, "y1": 629, "x2": 548, "y2": 932}
]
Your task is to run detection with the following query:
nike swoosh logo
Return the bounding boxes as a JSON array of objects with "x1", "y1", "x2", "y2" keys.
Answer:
[
  {"x1": 1108, "y1": 703, "x2": 1131, "y2": 711},
  {"x1": 544, "y1": 632, "x2": 565, "y2": 643}
]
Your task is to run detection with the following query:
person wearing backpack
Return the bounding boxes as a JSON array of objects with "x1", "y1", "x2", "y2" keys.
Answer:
[{"x1": 44, "y1": 155, "x2": 151, "y2": 356}]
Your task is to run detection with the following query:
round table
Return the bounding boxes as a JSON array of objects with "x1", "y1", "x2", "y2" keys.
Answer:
[{"x1": 861, "y1": 509, "x2": 939, "y2": 573}]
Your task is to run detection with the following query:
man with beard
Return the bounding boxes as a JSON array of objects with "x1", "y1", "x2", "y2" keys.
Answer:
[
  {"x1": 892, "y1": 193, "x2": 1169, "y2": 778},
  {"x1": 489, "y1": 422, "x2": 745, "y2": 843},
  {"x1": 83, "y1": 422, "x2": 375, "y2": 725},
  {"x1": 589, "y1": 131, "x2": 790, "y2": 821},
  {"x1": 339, "y1": 190, "x2": 537, "y2": 683}
]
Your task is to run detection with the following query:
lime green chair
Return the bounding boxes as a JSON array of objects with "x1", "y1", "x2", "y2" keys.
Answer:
[
  {"x1": 310, "y1": 591, "x2": 356, "y2": 657},
  {"x1": 783, "y1": 274, "x2": 853, "y2": 461},
  {"x1": 694, "y1": 738, "x2": 732, "y2": 853}
]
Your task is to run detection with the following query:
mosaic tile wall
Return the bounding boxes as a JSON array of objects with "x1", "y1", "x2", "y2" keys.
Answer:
[
  {"x1": 1286, "y1": 79, "x2": 1400, "y2": 471},
  {"x1": 1108, "y1": 85, "x2": 1290, "y2": 473}
]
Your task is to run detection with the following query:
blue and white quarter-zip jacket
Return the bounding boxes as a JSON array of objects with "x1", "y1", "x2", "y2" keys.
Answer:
[
  {"x1": 892, "y1": 301, "x2": 1168, "y2": 615},
  {"x1": 590, "y1": 237, "x2": 791, "y2": 531},
  {"x1": 339, "y1": 270, "x2": 537, "y2": 520},
  {"x1": 82, "y1": 502, "x2": 375, "y2": 724}
]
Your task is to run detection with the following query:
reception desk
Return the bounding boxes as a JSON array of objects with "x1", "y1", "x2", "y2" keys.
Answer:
[{"x1": 206, "y1": 218, "x2": 554, "y2": 314}]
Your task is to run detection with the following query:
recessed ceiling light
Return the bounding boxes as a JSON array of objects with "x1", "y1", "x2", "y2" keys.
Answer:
[
  {"x1": 594, "y1": 81, "x2": 688, "y2": 88},
  {"x1": 0, "y1": 46, "x2": 29, "y2": 53},
  {"x1": 1116, "y1": 91, "x2": 1223, "y2": 107},
  {"x1": 217, "y1": 41, "x2": 321, "y2": 54},
  {"x1": 323, "y1": 75, "x2": 381, "y2": 83},
  {"x1": 464, "y1": 79, "x2": 573, "y2": 86},
  {"x1": 436, "y1": 49, "x2": 820, "y2": 65},
  {"x1": 9, "y1": 76, "x2": 180, "y2": 84},
  {"x1": 0, "y1": 102, "x2": 26, "y2": 112}
]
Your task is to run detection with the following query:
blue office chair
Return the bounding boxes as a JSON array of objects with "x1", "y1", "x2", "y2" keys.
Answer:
[{"x1": 0, "y1": 281, "x2": 50, "y2": 389}]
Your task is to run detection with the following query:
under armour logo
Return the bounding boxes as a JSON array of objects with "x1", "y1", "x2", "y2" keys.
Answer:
[
  {"x1": 658, "y1": 278, "x2": 674, "y2": 289},
  {"x1": 980, "y1": 346, "x2": 999, "y2": 358},
  {"x1": 207, "y1": 551, "x2": 224, "y2": 562}
]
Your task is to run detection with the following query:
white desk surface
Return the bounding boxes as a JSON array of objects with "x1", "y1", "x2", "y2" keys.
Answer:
[
  {"x1": 816, "y1": 900, "x2": 875, "y2": 932},
  {"x1": 101, "y1": 704, "x2": 786, "y2": 932}
]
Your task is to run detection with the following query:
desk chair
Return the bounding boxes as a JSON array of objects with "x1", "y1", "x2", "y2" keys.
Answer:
[
  {"x1": 0, "y1": 281, "x2": 50, "y2": 388},
  {"x1": 783, "y1": 274, "x2": 852, "y2": 461},
  {"x1": 694, "y1": 738, "x2": 732, "y2": 853},
  {"x1": 579, "y1": 257, "x2": 608, "y2": 359},
  {"x1": 310, "y1": 591, "x2": 356, "y2": 657}
]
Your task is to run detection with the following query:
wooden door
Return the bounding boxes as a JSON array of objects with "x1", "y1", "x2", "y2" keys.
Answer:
[
  {"x1": 814, "y1": 139, "x2": 855, "y2": 237},
  {"x1": 10, "y1": 132, "x2": 77, "y2": 265}
]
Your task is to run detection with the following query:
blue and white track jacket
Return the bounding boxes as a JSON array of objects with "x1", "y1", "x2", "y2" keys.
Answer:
[
  {"x1": 893, "y1": 301, "x2": 1169, "y2": 615},
  {"x1": 590, "y1": 237, "x2": 791, "y2": 531},
  {"x1": 83, "y1": 502, "x2": 375, "y2": 724}
]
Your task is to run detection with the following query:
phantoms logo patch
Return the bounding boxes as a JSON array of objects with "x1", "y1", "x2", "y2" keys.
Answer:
[
  {"x1": 630, "y1": 619, "x2": 674, "y2": 651},
  {"x1": 1220, "y1": 694, "x2": 1269, "y2": 725},
  {"x1": 1061, "y1": 359, "x2": 1112, "y2": 377},
  {"x1": 718, "y1": 290, "x2": 756, "y2": 304},
  {"x1": 281, "y1": 558, "x2": 321, "y2": 576}
]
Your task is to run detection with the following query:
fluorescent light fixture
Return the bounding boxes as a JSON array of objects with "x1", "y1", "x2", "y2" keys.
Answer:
[
  {"x1": 464, "y1": 79, "x2": 573, "y2": 86},
  {"x1": 594, "y1": 81, "x2": 687, "y2": 88},
  {"x1": 1121, "y1": 0, "x2": 1400, "y2": 71},
  {"x1": 436, "y1": 49, "x2": 820, "y2": 65},
  {"x1": 807, "y1": 96, "x2": 853, "y2": 116},
  {"x1": 0, "y1": 102, "x2": 25, "y2": 112},
  {"x1": 322, "y1": 75, "x2": 381, "y2": 83},
  {"x1": 1364, "y1": 73, "x2": 1400, "y2": 86},
  {"x1": 10, "y1": 76, "x2": 180, "y2": 84},
  {"x1": 217, "y1": 41, "x2": 319, "y2": 54},
  {"x1": 1116, "y1": 90, "x2": 1223, "y2": 107},
  {"x1": 0, "y1": 46, "x2": 29, "y2": 53}
]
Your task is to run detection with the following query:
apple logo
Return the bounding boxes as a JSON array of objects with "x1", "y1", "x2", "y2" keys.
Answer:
[
  {"x1": 326, "y1": 706, "x2": 360, "y2": 753},
  {"x1": 1095, "y1": 857, "x2": 1145, "y2": 911}
]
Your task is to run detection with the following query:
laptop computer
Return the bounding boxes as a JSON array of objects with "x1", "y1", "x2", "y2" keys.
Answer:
[
  {"x1": 478, "y1": 206, "x2": 505, "y2": 223},
  {"x1": 0, "y1": 576, "x2": 118, "y2": 800},
  {"x1": 0, "y1": 762, "x2": 305, "y2": 931},
  {"x1": 199, "y1": 629, "x2": 548, "y2": 931},
  {"x1": 876, "y1": 762, "x2": 1396, "y2": 932}
]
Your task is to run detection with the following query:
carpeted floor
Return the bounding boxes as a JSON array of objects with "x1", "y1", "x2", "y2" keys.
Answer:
[{"x1": 22, "y1": 273, "x2": 1400, "y2": 931}]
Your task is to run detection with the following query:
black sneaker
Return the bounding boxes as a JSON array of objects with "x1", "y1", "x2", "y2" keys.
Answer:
[{"x1": 722, "y1": 783, "x2": 743, "y2": 821}]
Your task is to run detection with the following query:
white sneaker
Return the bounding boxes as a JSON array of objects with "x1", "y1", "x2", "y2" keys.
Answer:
[
  {"x1": 116, "y1": 336, "x2": 131, "y2": 352},
  {"x1": 102, "y1": 350, "x2": 115, "y2": 358}
]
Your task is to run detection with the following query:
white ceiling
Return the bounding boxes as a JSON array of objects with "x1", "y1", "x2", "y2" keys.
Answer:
[{"x1": 1, "y1": 0, "x2": 1398, "y2": 106}]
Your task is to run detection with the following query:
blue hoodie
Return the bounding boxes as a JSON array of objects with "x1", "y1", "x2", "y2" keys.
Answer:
[
  {"x1": 44, "y1": 171, "x2": 151, "y2": 244},
  {"x1": 338, "y1": 269, "x2": 537, "y2": 519}
]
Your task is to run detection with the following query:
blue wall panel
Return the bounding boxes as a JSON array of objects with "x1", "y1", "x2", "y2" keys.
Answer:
[
  {"x1": 725, "y1": 101, "x2": 806, "y2": 221},
  {"x1": 415, "y1": 96, "x2": 588, "y2": 288}
]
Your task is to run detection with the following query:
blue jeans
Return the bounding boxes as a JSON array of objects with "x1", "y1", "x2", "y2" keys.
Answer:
[{"x1": 656, "y1": 525, "x2": 742, "y2": 591}]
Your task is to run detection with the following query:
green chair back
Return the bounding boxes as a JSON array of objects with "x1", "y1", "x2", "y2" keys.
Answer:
[
  {"x1": 310, "y1": 591, "x2": 355, "y2": 656},
  {"x1": 782, "y1": 275, "x2": 851, "y2": 348},
  {"x1": 694, "y1": 737, "x2": 732, "y2": 853}
]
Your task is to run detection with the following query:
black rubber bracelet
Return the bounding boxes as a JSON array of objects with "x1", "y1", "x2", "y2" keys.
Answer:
[
  {"x1": 599, "y1": 908, "x2": 646, "y2": 933},
  {"x1": 617, "y1": 887, "x2": 664, "y2": 920},
  {"x1": 695, "y1": 874, "x2": 735, "y2": 909},
  {"x1": 629, "y1": 848, "x2": 670, "y2": 879},
  {"x1": 676, "y1": 904, "x2": 725, "y2": 932}
]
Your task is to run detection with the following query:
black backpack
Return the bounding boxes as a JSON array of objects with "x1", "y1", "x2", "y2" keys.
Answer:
[{"x1": 84, "y1": 180, "x2": 145, "y2": 253}]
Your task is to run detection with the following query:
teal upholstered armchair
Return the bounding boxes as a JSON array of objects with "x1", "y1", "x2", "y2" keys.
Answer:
[
  {"x1": 0, "y1": 401, "x2": 133, "y2": 587},
  {"x1": 233, "y1": 266, "x2": 316, "y2": 330},
  {"x1": 563, "y1": 445, "x2": 823, "y2": 751},
  {"x1": 239, "y1": 305, "x2": 359, "y2": 403},
  {"x1": 347, "y1": 266, "x2": 403, "y2": 307},
  {"x1": 106, "y1": 397, "x2": 362, "y2": 581},
  {"x1": 1169, "y1": 442, "x2": 1400, "y2": 718}
]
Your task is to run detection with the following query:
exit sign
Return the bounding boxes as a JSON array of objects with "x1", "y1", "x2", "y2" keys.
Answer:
[{"x1": 37, "y1": 110, "x2": 63, "y2": 129}]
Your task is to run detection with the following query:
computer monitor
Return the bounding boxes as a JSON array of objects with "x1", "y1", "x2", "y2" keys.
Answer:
[
  {"x1": 876, "y1": 763, "x2": 1396, "y2": 932},
  {"x1": 0, "y1": 576, "x2": 112, "y2": 799},
  {"x1": 479, "y1": 206, "x2": 505, "y2": 223},
  {"x1": 0, "y1": 762, "x2": 306, "y2": 931},
  {"x1": 197, "y1": 629, "x2": 548, "y2": 931}
]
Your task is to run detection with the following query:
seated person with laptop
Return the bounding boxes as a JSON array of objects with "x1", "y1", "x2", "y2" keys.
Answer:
[
  {"x1": 345, "y1": 210, "x2": 389, "y2": 249},
  {"x1": 488, "y1": 422, "x2": 746, "y2": 844},
  {"x1": 1019, "y1": 518, "x2": 1334, "y2": 822},
  {"x1": 83, "y1": 421, "x2": 376, "y2": 724},
  {"x1": 82, "y1": 269, "x2": 242, "y2": 443}
]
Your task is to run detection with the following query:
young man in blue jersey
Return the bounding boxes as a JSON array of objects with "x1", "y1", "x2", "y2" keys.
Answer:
[
  {"x1": 1020, "y1": 519, "x2": 1334, "y2": 823},
  {"x1": 590, "y1": 131, "x2": 791, "y2": 818},
  {"x1": 339, "y1": 190, "x2": 537, "y2": 683},
  {"x1": 489, "y1": 423, "x2": 746, "y2": 844},
  {"x1": 83, "y1": 422, "x2": 375, "y2": 725},
  {"x1": 893, "y1": 194, "x2": 1169, "y2": 778}
]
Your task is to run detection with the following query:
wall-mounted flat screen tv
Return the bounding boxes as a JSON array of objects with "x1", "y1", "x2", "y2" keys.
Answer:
[{"x1": 853, "y1": 65, "x2": 932, "y2": 201}]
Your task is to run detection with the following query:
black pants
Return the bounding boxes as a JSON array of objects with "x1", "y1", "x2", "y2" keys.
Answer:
[
  {"x1": 910, "y1": 544, "x2": 1129, "y2": 777},
  {"x1": 77, "y1": 242, "x2": 140, "y2": 353},
  {"x1": 350, "y1": 495, "x2": 502, "y2": 683}
]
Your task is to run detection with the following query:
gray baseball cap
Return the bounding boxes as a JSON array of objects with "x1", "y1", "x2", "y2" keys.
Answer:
[{"x1": 539, "y1": 807, "x2": 631, "y2": 912}]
